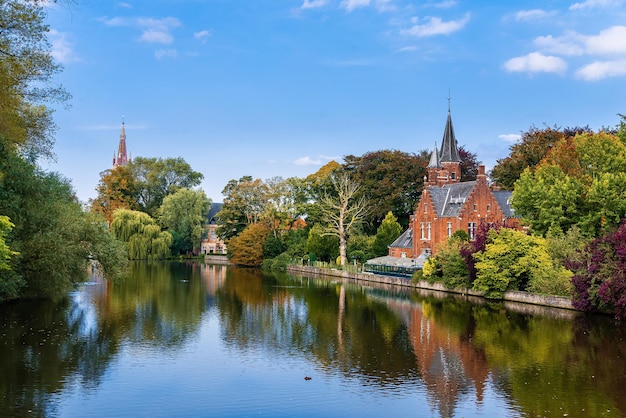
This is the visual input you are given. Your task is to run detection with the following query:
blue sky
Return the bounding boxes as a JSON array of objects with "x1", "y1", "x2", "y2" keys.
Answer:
[{"x1": 44, "y1": 0, "x2": 626, "y2": 203}]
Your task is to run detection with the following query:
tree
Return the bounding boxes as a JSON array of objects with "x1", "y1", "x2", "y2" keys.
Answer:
[
  {"x1": 90, "y1": 164, "x2": 139, "y2": 223},
  {"x1": 317, "y1": 173, "x2": 369, "y2": 266},
  {"x1": 458, "y1": 146, "x2": 480, "y2": 181},
  {"x1": 306, "y1": 224, "x2": 339, "y2": 263},
  {"x1": 111, "y1": 209, "x2": 172, "y2": 260},
  {"x1": 158, "y1": 188, "x2": 211, "y2": 254},
  {"x1": 473, "y1": 228, "x2": 572, "y2": 298},
  {"x1": 216, "y1": 176, "x2": 268, "y2": 240},
  {"x1": 372, "y1": 211, "x2": 403, "y2": 256},
  {"x1": 131, "y1": 157, "x2": 203, "y2": 216},
  {"x1": 343, "y1": 150, "x2": 429, "y2": 230},
  {"x1": 0, "y1": 0, "x2": 70, "y2": 162},
  {"x1": 227, "y1": 223, "x2": 269, "y2": 266}
]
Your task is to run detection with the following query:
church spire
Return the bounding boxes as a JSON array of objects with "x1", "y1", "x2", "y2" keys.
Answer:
[
  {"x1": 439, "y1": 106, "x2": 461, "y2": 163},
  {"x1": 113, "y1": 117, "x2": 129, "y2": 167}
]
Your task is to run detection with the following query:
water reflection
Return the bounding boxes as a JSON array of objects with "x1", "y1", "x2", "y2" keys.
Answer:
[{"x1": 0, "y1": 262, "x2": 625, "y2": 417}]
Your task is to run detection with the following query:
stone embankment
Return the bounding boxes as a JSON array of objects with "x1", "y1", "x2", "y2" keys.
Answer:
[
  {"x1": 286, "y1": 265, "x2": 574, "y2": 311},
  {"x1": 204, "y1": 255, "x2": 233, "y2": 265}
]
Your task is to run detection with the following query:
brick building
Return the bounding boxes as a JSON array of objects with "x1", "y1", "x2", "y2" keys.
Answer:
[{"x1": 375, "y1": 109, "x2": 517, "y2": 270}]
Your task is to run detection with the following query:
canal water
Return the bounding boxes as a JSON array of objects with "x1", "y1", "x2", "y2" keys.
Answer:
[{"x1": 1, "y1": 261, "x2": 625, "y2": 417}]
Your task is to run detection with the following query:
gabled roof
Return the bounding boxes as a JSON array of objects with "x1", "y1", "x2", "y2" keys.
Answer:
[
  {"x1": 207, "y1": 202, "x2": 223, "y2": 224},
  {"x1": 439, "y1": 111, "x2": 461, "y2": 163},
  {"x1": 428, "y1": 181, "x2": 476, "y2": 217},
  {"x1": 493, "y1": 190, "x2": 517, "y2": 218},
  {"x1": 389, "y1": 227, "x2": 413, "y2": 248}
]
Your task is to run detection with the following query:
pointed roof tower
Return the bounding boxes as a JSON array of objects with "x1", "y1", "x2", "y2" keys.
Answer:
[
  {"x1": 427, "y1": 142, "x2": 440, "y2": 168},
  {"x1": 439, "y1": 99, "x2": 461, "y2": 163},
  {"x1": 113, "y1": 118, "x2": 129, "y2": 167}
]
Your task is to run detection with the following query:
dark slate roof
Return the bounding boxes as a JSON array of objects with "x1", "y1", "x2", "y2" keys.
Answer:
[
  {"x1": 207, "y1": 202, "x2": 223, "y2": 224},
  {"x1": 439, "y1": 111, "x2": 461, "y2": 163},
  {"x1": 389, "y1": 228, "x2": 413, "y2": 249},
  {"x1": 493, "y1": 190, "x2": 517, "y2": 218},
  {"x1": 429, "y1": 181, "x2": 476, "y2": 217},
  {"x1": 427, "y1": 142, "x2": 441, "y2": 168}
]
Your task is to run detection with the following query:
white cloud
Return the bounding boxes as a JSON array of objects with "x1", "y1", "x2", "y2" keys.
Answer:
[
  {"x1": 301, "y1": 0, "x2": 328, "y2": 9},
  {"x1": 155, "y1": 49, "x2": 178, "y2": 59},
  {"x1": 396, "y1": 45, "x2": 418, "y2": 52},
  {"x1": 426, "y1": 0, "x2": 457, "y2": 8},
  {"x1": 194, "y1": 30, "x2": 212, "y2": 43},
  {"x1": 341, "y1": 0, "x2": 370, "y2": 12},
  {"x1": 575, "y1": 59, "x2": 626, "y2": 80},
  {"x1": 534, "y1": 32, "x2": 586, "y2": 56},
  {"x1": 586, "y1": 26, "x2": 626, "y2": 55},
  {"x1": 103, "y1": 16, "x2": 182, "y2": 45},
  {"x1": 401, "y1": 13, "x2": 470, "y2": 37},
  {"x1": 512, "y1": 9, "x2": 557, "y2": 21},
  {"x1": 48, "y1": 29, "x2": 79, "y2": 63},
  {"x1": 504, "y1": 52, "x2": 567, "y2": 75},
  {"x1": 294, "y1": 156, "x2": 323, "y2": 165},
  {"x1": 498, "y1": 134, "x2": 521, "y2": 142},
  {"x1": 569, "y1": 0, "x2": 623, "y2": 10},
  {"x1": 118, "y1": 2, "x2": 132, "y2": 8}
]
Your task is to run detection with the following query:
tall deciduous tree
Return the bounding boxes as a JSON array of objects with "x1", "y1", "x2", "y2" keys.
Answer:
[
  {"x1": 317, "y1": 173, "x2": 369, "y2": 266},
  {"x1": 131, "y1": 157, "x2": 203, "y2": 216},
  {"x1": 0, "y1": 216, "x2": 17, "y2": 271},
  {"x1": 217, "y1": 176, "x2": 268, "y2": 240},
  {"x1": 227, "y1": 223, "x2": 269, "y2": 266},
  {"x1": 90, "y1": 164, "x2": 139, "y2": 223},
  {"x1": 158, "y1": 188, "x2": 211, "y2": 254}
]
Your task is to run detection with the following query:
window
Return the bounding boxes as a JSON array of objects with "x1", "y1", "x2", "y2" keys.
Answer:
[
  {"x1": 447, "y1": 222, "x2": 452, "y2": 237},
  {"x1": 473, "y1": 203, "x2": 477, "y2": 211},
  {"x1": 210, "y1": 230, "x2": 216, "y2": 240},
  {"x1": 451, "y1": 172, "x2": 456, "y2": 180},
  {"x1": 487, "y1": 204, "x2": 491, "y2": 212},
  {"x1": 468, "y1": 222, "x2": 477, "y2": 240},
  {"x1": 421, "y1": 222, "x2": 431, "y2": 240},
  {"x1": 427, "y1": 222, "x2": 431, "y2": 240},
  {"x1": 424, "y1": 204, "x2": 427, "y2": 213},
  {"x1": 420, "y1": 222, "x2": 425, "y2": 239}
]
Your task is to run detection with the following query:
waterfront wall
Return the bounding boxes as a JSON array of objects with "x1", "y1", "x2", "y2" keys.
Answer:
[
  {"x1": 204, "y1": 255, "x2": 233, "y2": 265},
  {"x1": 286, "y1": 265, "x2": 575, "y2": 311}
]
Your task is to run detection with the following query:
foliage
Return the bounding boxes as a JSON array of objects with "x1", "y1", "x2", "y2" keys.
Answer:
[
  {"x1": 420, "y1": 236, "x2": 470, "y2": 288},
  {"x1": 372, "y1": 211, "x2": 403, "y2": 256},
  {"x1": 158, "y1": 188, "x2": 211, "y2": 254},
  {"x1": 511, "y1": 131, "x2": 626, "y2": 237},
  {"x1": 347, "y1": 233, "x2": 375, "y2": 263},
  {"x1": 261, "y1": 252, "x2": 291, "y2": 272},
  {"x1": 0, "y1": 0, "x2": 70, "y2": 162},
  {"x1": 263, "y1": 234, "x2": 287, "y2": 259},
  {"x1": 216, "y1": 176, "x2": 267, "y2": 240},
  {"x1": 90, "y1": 164, "x2": 139, "y2": 223},
  {"x1": 317, "y1": 173, "x2": 369, "y2": 265},
  {"x1": 458, "y1": 146, "x2": 481, "y2": 181},
  {"x1": 490, "y1": 126, "x2": 590, "y2": 190},
  {"x1": 0, "y1": 216, "x2": 17, "y2": 271},
  {"x1": 306, "y1": 224, "x2": 339, "y2": 262},
  {"x1": 263, "y1": 176, "x2": 307, "y2": 238},
  {"x1": 473, "y1": 228, "x2": 572, "y2": 298},
  {"x1": 111, "y1": 209, "x2": 172, "y2": 260},
  {"x1": 566, "y1": 222, "x2": 626, "y2": 319},
  {"x1": 227, "y1": 223, "x2": 270, "y2": 266},
  {"x1": 342, "y1": 150, "x2": 429, "y2": 230},
  {"x1": 130, "y1": 157, "x2": 203, "y2": 216}
]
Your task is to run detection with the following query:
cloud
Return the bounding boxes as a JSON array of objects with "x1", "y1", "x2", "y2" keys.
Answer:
[
  {"x1": 48, "y1": 29, "x2": 79, "y2": 63},
  {"x1": 511, "y1": 9, "x2": 557, "y2": 21},
  {"x1": 575, "y1": 59, "x2": 626, "y2": 80},
  {"x1": 301, "y1": 0, "x2": 328, "y2": 9},
  {"x1": 585, "y1": 25, "x2": 626, "y2": 55},
  {"x1": 155, "y1": 49, "x2": 178, "y2": 59},
  {"x1": 498, "y1": 134, "x2": 521, "y2": 143},
  {"x1": 569, "y1": 0, "x2": 623, "y2": 10},
  {"x1": 194, "y1": 30, "x2": 211, "y2": 43},
  {"x1": 504, "y1": 52, "x2": 567, "y2": 75},
  {"x1": 118, "y1": 2, "x2": 132, "y2": 8},
  {"x1": 396, "y1": 45, "x2": 418, "y2": 52},
  {"x1": 341, "y1": 0, "x2": 370, "y2": 12},
  {"x1": 431, "y1": 1, "x2": 457, "y2": 8},
  {"x1": 401, "y1": 12, "x2": 470, "y2": 37},
  {"x1": 534, "y1": 32, "x2": 586, "y2": 56},
  {"x1": 102, "y1": 16, "x2": 182, "y2": 45},
  {"x1": 293, "y1": 155, "x2": 337, "y2": 166}
]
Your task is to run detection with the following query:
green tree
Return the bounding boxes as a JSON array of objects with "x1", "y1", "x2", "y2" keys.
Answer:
[
  {"x1": 131, "y1": 157, "x2": 203, "y2": 216},
  {"x1": 347, "y1": 233, "x2": 375, "y2": 263},
  {"x1": 372, "y1": 211, "x2": 403, "y2": 256},
  {"x1": 473, "y1": 228, "x2": 572, "y2": 298},
  {"x1": 111, "y1": 209, "x2": 172, "y2": 260},
  {"x1": 90, "y1": 164, "x2": 139, "y2": 223},
  {"x1": 227, "y1": 223, "x2": 269, "y2": 266},
  {"x1": 306, "y1": 224, "x2": 339, "y2": 263},
  {"x1": 217, "y1": 176, "x2": 268, "y2": 240},
  {"x1": 0, "y1": 0, "x2": 70, "y2": 161},
  {"x1": 158, "y1": 188, "x2": 211, "y2": 254},
  {"x1": 317, "y1": 173, "x2": 369, "y2": 266},
  {"x1": 0, "y1": 216, "x2": 17, "y2": 271}
]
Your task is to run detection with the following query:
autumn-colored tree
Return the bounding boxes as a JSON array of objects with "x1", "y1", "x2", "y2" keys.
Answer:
[
  {"x1": 227, "y1": 223, "x2": 270, "y2": 266},
  {"x1": 490, "y1": 126, "x2": 569, "y2": 190},
  {"x1": 459, "y1": 146, "x2": 481, "y2": 181},
  {"x1": 90, "y1": 165, "x2": 139, "y2": 223}
]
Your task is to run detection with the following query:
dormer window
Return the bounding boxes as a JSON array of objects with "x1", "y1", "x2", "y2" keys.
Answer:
[{"x1": 451, "y1": 172, "x2": 456, "y2": 180}]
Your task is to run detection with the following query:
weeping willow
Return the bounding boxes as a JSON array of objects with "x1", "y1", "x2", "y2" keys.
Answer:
[{"x1": 112, "y1": 209, "x2": 172, "y2": 259}]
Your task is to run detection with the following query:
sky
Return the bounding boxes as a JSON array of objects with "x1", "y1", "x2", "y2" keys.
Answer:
[{"x1": 43, "y1": 0, "x2": 626, "y2": 203}]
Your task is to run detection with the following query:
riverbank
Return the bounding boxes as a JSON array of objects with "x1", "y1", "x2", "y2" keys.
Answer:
[{"x1": 286, "y1": 264, "x2": 575, "y2": 311}]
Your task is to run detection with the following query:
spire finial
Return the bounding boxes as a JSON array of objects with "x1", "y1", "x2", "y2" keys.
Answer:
[{"x1": 447, "y1": 89, "x2": 451, "y2": 113}]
